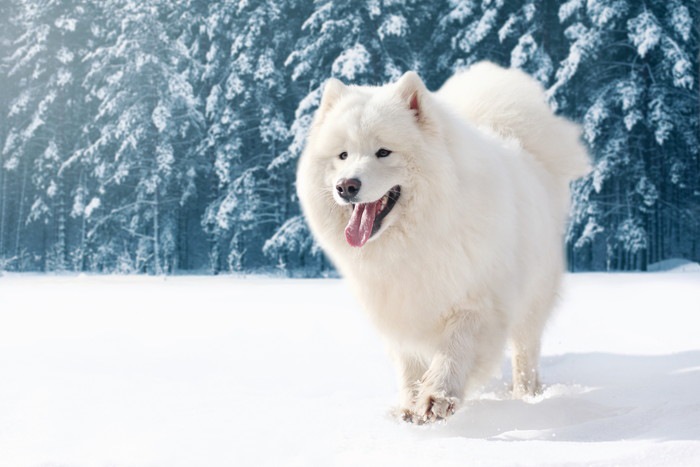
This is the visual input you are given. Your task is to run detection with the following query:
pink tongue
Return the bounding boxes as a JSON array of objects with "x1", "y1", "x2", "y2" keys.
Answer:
[{"x1": 345, "y1": 201, "x2": 381, "y2": 247}]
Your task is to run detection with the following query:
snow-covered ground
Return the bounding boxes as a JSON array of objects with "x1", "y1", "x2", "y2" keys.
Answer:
[{"x1": 0, "y1": 272, "x2": 698, "y2": 467}]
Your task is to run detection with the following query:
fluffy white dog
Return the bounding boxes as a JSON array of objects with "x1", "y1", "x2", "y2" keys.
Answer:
[{"x1": 296, "y1": 62, "x2": 589, "y2": 423}]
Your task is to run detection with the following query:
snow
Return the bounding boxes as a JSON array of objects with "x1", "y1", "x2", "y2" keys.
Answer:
[
  {"x1": 615, "y1": 218, "x2": 647, "y2": 253},
  {"x1": 669, "y1": 1, "x2": 692, "y2": 42},
  {"x1": 156, "y1": 142, "x2": 175, "y2": 174},
  {"x1": 262, "y1": 215, "x2": 314, "y2": 260},
  {"x1": 558, "y1": 0, "x2": 582, "y2": 23},
  {"x1": 378, "y1": 14, "x2": 408, "y2": 40},
  {"x1": 444, "y1": 0, "x2": 478, "y2": 23},
  {"x1": 56, "y1": 68, "x2": 73, "y2": 87},
  {"x1": 46, "y1": 180, "x2": 57, "y2": 198},
  {"x1": 331, "y1": 43, "x2": 371, "y2": 81},
  {"x1": 84, "y1": 197, "x2": 101, "y2": 218},
  {"x1": 587, "y1": 0, "x2": 629, "y2": 27},
  {"x1": 648, "y1": 258, "x2": 700, "y2": 273},
  {"x1": 635, "y1": 176, "x2": 659, "y2": 207},
  {"x1": 0, "y1": 273, "x2": 699, "y2": 467},
  {"x1": 457, "y1": 7, "x2": 498, "y2": 54},
  {"x1": 583, "y1": 96, "x2": 609, "y2": 143},
  {"x1": 54, "y1": 17, "x2": 77, "y2": 32},
  {"x1": 498, "y1": 14, "x2": 518, "y2": 42},
  {"x1": 627, "y1": 11, "x2": 661, "y2": 58},
  {"x1": 151, "y1": 102, "x2": 170, "y2": 133}
]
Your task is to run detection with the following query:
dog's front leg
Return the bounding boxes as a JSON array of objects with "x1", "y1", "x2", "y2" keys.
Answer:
[
  {"x1": 410, "y1": 311, "x2": 477, "y2": 423},
  {"x1": 392, "y1": 352, "x2": 427, "y2": 421}
]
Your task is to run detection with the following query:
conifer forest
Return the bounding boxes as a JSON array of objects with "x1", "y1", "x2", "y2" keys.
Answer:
[{"x1": 0, "y1": 0, "x2": 698, "y2": 275}]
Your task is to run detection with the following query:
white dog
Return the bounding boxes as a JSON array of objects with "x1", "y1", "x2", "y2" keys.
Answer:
[{"x1": 296, "y1": 62, "x2": 589, "y2": 423}]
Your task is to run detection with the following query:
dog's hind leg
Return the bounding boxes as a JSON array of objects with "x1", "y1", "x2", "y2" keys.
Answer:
[
  {"x1": 510, "y1": 292, "x2": 556, "y2": 398},
  {"x1": 510, "y1": 327, "x2": 543, "y2": 398}
]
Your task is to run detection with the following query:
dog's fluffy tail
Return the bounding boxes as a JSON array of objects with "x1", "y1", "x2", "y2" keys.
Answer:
[{"x1": 438, "y1": 62, "x2": 591, "y2": 181}]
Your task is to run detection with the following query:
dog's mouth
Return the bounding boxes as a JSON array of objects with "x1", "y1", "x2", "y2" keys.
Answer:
[{"x1": 344, "y1": 186, "x2": 401, "y2": 248}]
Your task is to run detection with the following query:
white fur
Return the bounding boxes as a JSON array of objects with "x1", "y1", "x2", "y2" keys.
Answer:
[{"x1": 296, "y1": 62, "x2": 590, "y2": 423}]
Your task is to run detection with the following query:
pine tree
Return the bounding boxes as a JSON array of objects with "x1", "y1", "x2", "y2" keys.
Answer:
[
  {"x1": 1, "y1": 0, "x2": 97, "y2": 270},
  {"x1": 0, "y1": 0, "x2": 20, "y2": 269},
  {"x1": 428, "y1": 0, "x2": 513, "y2": 74},
  {"x1": 0, "y1": 0, "x2": 697, "y2": 274},
  {"x1": 554, "y1": 0, "x2": 699, "y2": 270},
  {"x1": 427, "y1": 0, "x2": 556, "y2": 84},
  {"x1": 72, "y1": 0, "x2": 206, "y2": 273},
  {"x1": 197, "y1": 0, "x2": 312, "y2": 273}
]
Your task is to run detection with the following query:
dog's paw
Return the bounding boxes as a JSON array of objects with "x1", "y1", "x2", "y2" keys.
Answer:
[
  {"x1": 512, "y1": 378, "x2": 543, "y2": 400},
  {"x1": 411, "y1": 392, "x2": 459, "y2": 424},
  {"x1": 390, "y1": 405, "x2": 416, "y2": 423}
]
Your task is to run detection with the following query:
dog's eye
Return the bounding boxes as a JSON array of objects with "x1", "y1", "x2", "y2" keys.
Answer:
[
  {"x1": 375, "y1": 148, "x2": 392, "y2": 158},
  {"x1": 338, "y1": 151, "x2": 348, "y2": 160}
]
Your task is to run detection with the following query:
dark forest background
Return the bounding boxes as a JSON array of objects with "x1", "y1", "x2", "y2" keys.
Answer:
[{"x1": 0, "y1": 0, "x2": 698, "y2": 275}]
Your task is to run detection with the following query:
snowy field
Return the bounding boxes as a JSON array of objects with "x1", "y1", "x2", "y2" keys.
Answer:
[{"x1": 0, "y1": 272, "x2": 699, "y2": 467}]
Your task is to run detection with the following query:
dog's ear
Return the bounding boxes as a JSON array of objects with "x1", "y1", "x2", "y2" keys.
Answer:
[
  {"x1": 318, "y1": 78, "x2": 347, "y2": 115},
  {"x1": 395, "y1": 71, "x2": 428, "y2": 122}
]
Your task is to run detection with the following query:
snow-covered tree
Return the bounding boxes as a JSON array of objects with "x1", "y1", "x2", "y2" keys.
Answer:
[
  {"x1": 427, "y1": 0, "x2": 562, "y2": 87},
  {"x1": 556, "y1": 0, "x2": 699, "y2": 270},
  {"x1": 197, "y1": 0, "x2": 312, "y2": 273},
  {"x1": 70, "y1": 0, "x2": 206, "y2": 273},
  {"x1": 262, "y1": 214, "x2": 329, "y2": 276},
  {"x1": 0, "y1": 0, "x2": 696, "y2": 274},
  {"x1": 1, "y1": 0, "x2": 98, "y2": 270},
  {"x1": 0, "y1": 0, "x2": 20, "y2": 268}
]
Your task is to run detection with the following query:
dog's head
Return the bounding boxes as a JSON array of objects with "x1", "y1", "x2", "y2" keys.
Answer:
[{"x1": 298, "y1": 72, "x2": 443, "y2": 249}]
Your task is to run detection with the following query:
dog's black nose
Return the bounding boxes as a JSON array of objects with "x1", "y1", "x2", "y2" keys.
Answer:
[{"x1": 336, "y1": 178, "x2": 361, "y2": 201}]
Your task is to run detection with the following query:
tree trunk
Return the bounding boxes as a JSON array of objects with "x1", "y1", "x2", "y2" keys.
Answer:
[
  {"x1": 55, "y1": 179, "x2": 67, "y2": 271},
  {"x1": 14, "y1": 160, "x2": 29, "y2": 266},
  {"x1": 153, "y1": 189, "x2": 161, "y2": 275},
  {"x1": 0, "y1": 161, "x2": 6, "y2": 259}
]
